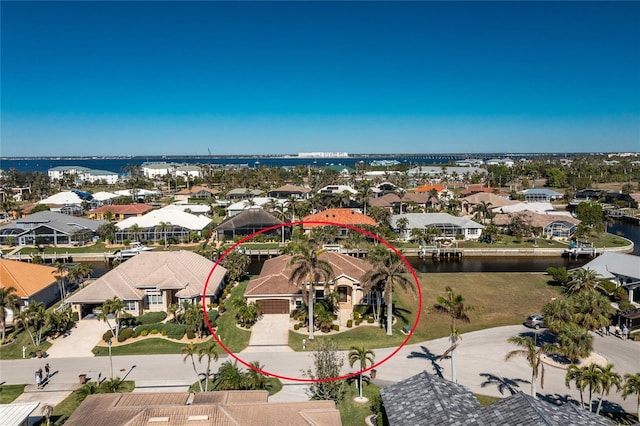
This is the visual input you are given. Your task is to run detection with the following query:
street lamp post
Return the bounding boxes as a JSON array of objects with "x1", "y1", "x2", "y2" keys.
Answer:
[{"x1": 107, "y1": 339, "x2": 113, "y2": 380}]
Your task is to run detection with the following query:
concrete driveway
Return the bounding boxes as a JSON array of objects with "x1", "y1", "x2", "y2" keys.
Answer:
[
  {"x1": 45, "y1": 318, "x2": 108, "y2": 358},
  {"x1": 242, "y1": 314, "x2": 292, "y2": 352}
]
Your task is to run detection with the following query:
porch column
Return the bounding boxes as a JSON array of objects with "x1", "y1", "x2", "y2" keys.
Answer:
[{"x1": 629, "y1": 287, "x2": 634, "y2": 303}]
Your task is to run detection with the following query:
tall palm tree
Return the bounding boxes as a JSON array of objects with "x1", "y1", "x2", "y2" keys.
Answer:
[
  {"x1": 504, "y1": 335, "x2": 555, "y2": 398},
  {"x1": 348, "y1": 346, "x2": 375, "y2": 400},
  {"x1": 565, "y1": 268, "x2": 602, "y2": 294},
  {"x1": 20, "y1": 302, "x2": 47, "y2": 348},
  {"x1": 182, "y1": 342, "x2": 203, "y2": 392},
  {"x1": 0, "y1": 286, "x2": 19, "y2": 341},
  {"x1": 158, "y1": 221, "x2": 172, "y2": 249},
  {"x1": 566, "y1": 364, "x2": 587, "y2": 409},
  {"x1": 433, "y1": 286, "x2": 473, "y2": 383},
  {"x1": 362, "y1": 251, "x2": 411, "y2": 336},
  {"x1": 556, "y1": 322, "x2": 593, "y2": 363},
  {"x1": 198, "y1": 341, "x2": 220, "y2": 391},
  {"x1": 542, "y1": 297, "x2": 575, "y2": 334},
  {"x1": 573, "y1": 292, "x2": 614, "y2": 332},
  {"x1": 245, "y1": 360, "x2": 269, "y2": 391},
  {"x1": 97, "y1": 297, "x2": 126, "y2": 340},
  {"x1": 622, "y1": 373, "x2": 640, "y2": 421},
  {"x1": 52, "y1": 262, "x2": 67, "y2": 303},
  {"x1": 288, "y1": 239, "x2": 334, "y2": 340},
  {"x1": 580, "y1": 363, "x2": 603, "y2": 412},
  {"x1": 595, "y1": 363, "x2": 621, "y2": 415}
]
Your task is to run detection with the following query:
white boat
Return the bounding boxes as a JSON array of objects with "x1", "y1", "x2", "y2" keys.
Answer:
[{"x1": 115, "y1": 242, "x2": 153, "y2": 259}]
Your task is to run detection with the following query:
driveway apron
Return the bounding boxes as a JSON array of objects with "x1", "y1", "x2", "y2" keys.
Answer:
[
  {"x1": 242, "y1": 314, "x2": 292, "y2": 352},
  {"x1": 45, "y1": 318, "x2": 108, "y2": 358}
]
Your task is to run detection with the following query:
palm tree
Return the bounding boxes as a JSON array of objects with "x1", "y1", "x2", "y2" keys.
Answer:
[
  {"x1": 622, "y1": 373, "x2": 640, "y2": 421},
  {"x1": 504, "y1": 335, "x2": 555, "y2": 398},
  {"x1": 542, "y1": 297, "x2": 575, "y2": 334},
  {"x1": 52, "y1": 262, "x2": 67, "y2": 302},
  {"x1": 158, "y1": 221, "x2": 172, "y2": 249},
  {"x1": 565, "y1": 268, "x2": 602, "y2": 294},
  {"x1": 573, "y1": 292, "x2": 614, "y2": 332},
  {"x1": 580, "y1": 363, "x2": 602, "y2": 411},
  {"x1": 595, "y1": 363, "x2": 621, "y2": 415},
  {"x1": 433, "y1": 286, "x2": 473, "y2": 383},
  {"x1": 214, "y1": 360, "x2": 246, "y2": 390},
  {"x1": 348, "y1": 346, "x2": 375, "y2": 400},
  {"x1": 182, "y1": 342, "x2": 203, "y2": 392},
  {"x1": 198, "y1": 341, "x2": 220, "y2": 391},
  {"x1": 0, "y1": 286, "x2": 19, "y2": 341},
  {"x1": 288, "y1": 239, "x2": 334, "y2": 340},
  {"x1": 41, "y1": 403, "x2": 53, "y2": 426},
  {"x1": 566, "y1": 364, "x2": 587, "y2": 409},
  {"x1": 245, "y1": 360, "x2": 269, "y2": 390},
  {"x1": 395, "y1": 217, "x2": 409, "y2": 239},
  {"x1": 556, "y1": 322, "x2": 593, "y2": 363},
  {"x1": 20, "y1": 302, "x2": 47, "y2": 348},
  {"x1": 361, "y1": 251, "x2": 411, "y2": 336},
  {"x1": 97, "y1": 297, "x2": 126, "y2": 340}
]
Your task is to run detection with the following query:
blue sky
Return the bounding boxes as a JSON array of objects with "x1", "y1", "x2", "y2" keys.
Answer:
[{"x1": 1, "y1": 1, "x2": 638, "y2": 157}]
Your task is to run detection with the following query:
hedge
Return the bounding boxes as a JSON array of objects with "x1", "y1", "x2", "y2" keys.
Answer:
[
  {"x1": 103, "y1": 330, "x2": 113, "y2": 342},
  {"x1": 136, "y1": 311, "x2": 167, "y2": 325},
  {"x1": 162, "y1": 322, "x2": 186, "y2": 340}
]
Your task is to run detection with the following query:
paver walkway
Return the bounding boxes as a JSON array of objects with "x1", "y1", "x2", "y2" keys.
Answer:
[
  {"x1": 242, "y1": 314, "x2": 292, "y2": 352},
  {"x1": 45, "y1": 318, "x2": 107, "y2": 358}
]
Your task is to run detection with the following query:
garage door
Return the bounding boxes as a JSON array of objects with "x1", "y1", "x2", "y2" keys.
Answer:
[{"x1": 258, "y1": 299, "x2": 290, "y2": 314}]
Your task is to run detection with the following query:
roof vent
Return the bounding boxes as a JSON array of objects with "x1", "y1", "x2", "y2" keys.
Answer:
[
  {"x1": 188, "y1": 415, "x2": 209, "y2": 421},
  {"x1": 148, "y1": 417, "x2": 170, "y2": 422}
]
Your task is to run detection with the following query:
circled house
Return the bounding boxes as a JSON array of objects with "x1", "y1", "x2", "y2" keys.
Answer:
[{"x1": 244, "y1": 252, "x2": 373, "y2": 315}]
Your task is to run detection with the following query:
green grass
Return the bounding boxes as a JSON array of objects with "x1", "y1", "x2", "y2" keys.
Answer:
[
  {"x1": 52, "y1": 380, "x2": 134, "y2": 425},
  {"x1": 0, "y1": 384, "x2": 25, "y2": 403},
  {"x1": 92, "y1": 338, "x2": 207, "y2": 356},
  {"x1": 475, "y1": 393, "x2": 502, "y2": 406},
  {"x1": 336, "y1": 381, "x2": 381, "y2": 426},
  {"x1": 290, "y1": 272, "x2": 561, "y2": 351},
  {"x1": 0, "y1": 326, "x2": 52, "y2": 359},
  {"x1": 188, "y1": 377, "x2": 283, "y2": 396},
  {"x1": 215, "y1": 281, "x2": 252, "y2": 353}
]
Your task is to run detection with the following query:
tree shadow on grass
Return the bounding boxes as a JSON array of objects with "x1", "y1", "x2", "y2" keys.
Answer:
[
  {"x1": 479, "y1": 373, "x2": 529, "y2": 396},
  {"x1": 406, "y1": 345, "x2": 444, "y2": 378}
]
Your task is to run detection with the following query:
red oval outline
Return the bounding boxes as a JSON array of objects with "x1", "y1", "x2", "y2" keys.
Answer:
[{"x1": 202, "y1": 220, "x2": 422, "y2": 383}]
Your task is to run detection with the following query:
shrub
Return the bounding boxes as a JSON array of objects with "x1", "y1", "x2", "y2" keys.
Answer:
[
  {"x1": 140, "y1": 330, "x2": 149, "y2": 337},
  {"x1": 71, "y1": 312, "x2": 79, "y2": 322},
  {"x1": 161, "y1": 330, "x2": 168, "y2": 336},
  {"x1": 346, "y1": 319, "x2": 353, "y2": 328},
  {"x1": 332, "y1": 324, "x2": 339, "y2": 331},
  {"x1": 355, "y1": 320, "x2": 362, "y2": 326},
  {"x1": 150, "y1": 329, "x2": 158, "y2": 335},
  {"x1": 117, "y1": 328, "x2": 134, "y2": 342},
  {"x1": 103, "y1": 330, "x2": 113, "y2": 342},
  {"x1": 619, "y1": 300, "x2": 635, "y2": 312},
  {"x1": 186, "y1": 329, "x2": 196, "y2": 339},
  {"x1": 353, "y1": 304, "x2": 368, "y2": 316},
  {"x1": 136, "y1": 311, "x2": 167, "y2": 325},
  {"x1": 294, "y1": 323, "x2": 301, "y2": 331},
  {"x1": 218, "y1": 302, "x2": 225, "y2": 314},
  {"x1": 163, "y1": 323, "x2": 186, "y2": 340},
  {"x1": 135, "y1": 323, "x2": 164, "y2": 336}
]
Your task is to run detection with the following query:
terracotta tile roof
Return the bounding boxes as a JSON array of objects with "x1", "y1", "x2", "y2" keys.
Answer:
[
  {"x1": 413, "y1": 184, "x2": 445, "y2": 193},
  {"x1": 460, "y1": 192, "x2": 518, "y2": 208},
  {"x1": 269, "y1": 184, "x2": 311, "y2": 194},
  {"x1": 0, "y1": 259, "x2": 62, "y2": 298},
  {"x1": 64, "y1": 391, "x2": 341, "y2": 426},
  {"x1": 459, "y1": 187, "x2": 510, "y2": 197},
  {"x1": 90, "y1": 204, "x2": 154, "y2": 215},
  {"x1": 245, "y1": 252, "x2": 372, "y2": 296},
  {"x1": 302, "y1": 209, "x2": 377, "y2": 229}
]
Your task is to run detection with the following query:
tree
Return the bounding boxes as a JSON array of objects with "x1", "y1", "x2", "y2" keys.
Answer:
[
  {"x1": 361, "y1": 251, "x2": 411, "y2": 336},
  {"x1": 222, "y1": 250, "x2": 251, "y2": 283},
  {"x1": 556, "y1": 323, "x2": 593, "y2": 363},
  {"x1": 545, "y1": 266, "x2": 570, "y2": 285},
  {"x1": 245, "y1": 360, "x2": 269, "y2": 391},
  {"x1": 182, "y1": 342, "x2": 204, "y2": 392},
  {"x1": 198, "y1": 341, "x2": 220, "y2": 392},
  {"x1": 472, "y1": 201, "x2": 493, "y2": 222},
  {"x1": 566, "y1": 364, "x2": 587, "y2": 409},
  {"x1": 480, "y1": 222, "x2": 499, "y2": 244},
  {"x1": 348, "y1": 346, "x2": 375, "y2": 400},
  {"x1": 97, "y1": 297, "x2": 126, "y2": 340},
  {"x1": 395, "y1": 217, "x2": 409, "y2": 239},
  {"x1": 433, "y1": 286, "x2": 473, "y2": 383},
  {"x1": 595, "y1": 363, "x2": 621, "y2": 415},
  {"x1": 214, "y1": 360, "x2": 246, "y2": 390},
  {"x1": 622, "y1": 373, "x2": 640, "y2": 421},
  {"x1": 288, "y1": 238, "x2": 334, "y2": 340},
  {"x1": 580, "y1": 363, "x2": 603, "y2": 411},
  {"x1": 565, "y1": 268, "x2": 602, "y2": 294},
  {"x1": 19, "y1": 302, "x2": 47, "y2": 348},
  {"x1": 572, "y1": 292, "x2": 614, "y2": 332},
  {"x1": 504, "y1": 335, "x2": 555, "y2": 398},
  {"x1": 304, "y1": 339, "x2": 344, "y2": 402},
  {"x1": 52, "y1": 262, "x2": 68, "y2": 303},
  {"x1": 158, "y1": 221, "x2": 172, "y2": 249},
  {"x1": 0, "y1": 286, "x2": 19, "y2": 341},
  {"x1": 575, "y1": 202, "x2": 603, "y2": 227}
]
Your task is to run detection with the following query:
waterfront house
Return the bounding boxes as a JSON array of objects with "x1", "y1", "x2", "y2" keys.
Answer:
[
  {"x1": 381, "y1": 371, "x2": 610, "y2": 426},
  {"x1": 317, "y1": 184, "x2": 358, "y2": 196},
  {"x1": 458, "y1": 185, "x2": 510, "y2": 198},
  {"x1": 492, "y1": 211, "x2": 580, "y2": 239},
  {"x1": 214, "y1": 208, "x2": 284, "y2": 241},
  {"x1": 369, "y1": 192, "x2": 438, "y2": 214},
  {"x1": 66, "y1": 251, "x2": 226, "y2": 318},
  {"x1": 519, "y1": 188, "x2": 564, "y2": 202},
  {"x1": 89, "y1": 204, "x2": 154, "y2": 221},
  {"x1": 406, "y1": 166, "x2": 487, "y2": 183},
  {"x1": 175, "y1": 164, "x2": 201, "y2": 179},
  {"x1": 579, "y1": 252, "x2": 640, "y2": 306},
  {"x1": 226, "y1": 188, "x2": 265, "y2": 200},
  {"x1": 460, "y1": 192, "x2": 519, "y2": 216},
  {"x1": 302, "y1": 208, "x2": 377, "y2": 237},
  {"x1": 225, "y1": 197, "x2": 280, "y2": 217},
  {"x1": 0, "y1": 211, "x2": 107, "y2": 246},
  {"x1": 114, "y1": 209, "x2": 211, "y2": 244},
  {"x1": 267, "y1": 184, "x2": 311, "y2": 200},
  {"x1": 0, "y1": 259, "x2": 65, "y2": 310},
  {"x1": 390, "y1": 213, "x2": 484, "y2": 241},
  {"x1": 64, "y1": 391, "x2": 341, "y2": 426},
  {"x1": 174, "y1": 185, "x2": 220, "y2": 202},
  {"x1": 48, "y1": 165, "x2": 119, "y2": 185},
  {"x1": 142, "y1": 162, "x2": 172, "y2": 179},
  {"x1": 244, "y1": 251, "x2": 372, "y2": 314}
]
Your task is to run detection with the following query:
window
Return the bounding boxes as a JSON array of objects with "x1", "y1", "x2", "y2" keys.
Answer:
[
  {"x1": 124, "y1": 300, "x2": 136, "y2": 311},
  {"x1": 315, "y1": 289, "x2": 325, "y2": 300},
  {"x1": 146, "y1": 289, "x2": 163, "y2": 307},
  {"x1": 295, "y1": 300, "x2": 302, "y2": 309}
]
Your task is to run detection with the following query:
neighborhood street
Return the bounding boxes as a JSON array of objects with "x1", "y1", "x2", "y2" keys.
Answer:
[{"x1": 1, "y1": 325, "x2": 638, "y2": 415}]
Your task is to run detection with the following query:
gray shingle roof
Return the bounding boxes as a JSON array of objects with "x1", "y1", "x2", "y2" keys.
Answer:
[{"x1": 380, "y1": 371, "x2": 481, "y2": 425}]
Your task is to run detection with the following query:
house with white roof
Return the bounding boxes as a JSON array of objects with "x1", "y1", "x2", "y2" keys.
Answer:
[
  {"x1": 317, "y1": 184, "x2": 358, "y2": 195},
  {"x1": 0, "y1": 211, "x2": 107, "y2": 246},
  {"x1": 175, "y1": 165, "x2": 201, "y2": 179},
  {"x1": 579, "y1": 252, "x2": 640, "y2": 305},
  {"x1": 115, "y1": 209, "x2": 212, "y2": 244},
  {"x1": 48, "y1": 166, "x2": 119, "y2": 184},
  {"x1": 519, "y1": 188, "x2": 564, "y2": 202},
  {"x1": 226, "y1": 197, "x2": 281, "y2": 217},
  {"x1": 142, "y1": 162, "x2": 172, "y2": 179},
  {"x1": 391, "y1": 213, "x2": 484, "y2": 241}
]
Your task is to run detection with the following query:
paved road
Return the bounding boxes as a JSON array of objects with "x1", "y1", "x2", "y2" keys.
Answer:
[{"x1": 2, "y1": 325, "x2": 638, "y2": 414}]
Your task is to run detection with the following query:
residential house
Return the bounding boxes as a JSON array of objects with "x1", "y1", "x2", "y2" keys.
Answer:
[
  {"x1": 458, "y1": 185, "x2": 510, "y2": 198},
  {"x1": 460, "y1": 192, "x2": 519, "y2": 216},
  {"x1": 66, "y1": 251, "x2": 226, "y2": 318},
  {"x1": 142, "y1": 162, "x2": 172, "y2": 179},
  {"x1": 0, "y1": 259, "x2": 65, "y2": 311},
  {"x1": 267, "y1": 184, "x2": 311, "y2": 200},
  {"x1": 174, "y1": 185, "x2": 220, "y2": 202},
  {"x1": 492, "y1": 211, "x2": 581, "y2": 239},
  {"x1": 486, "y1": 158, "x2": 515, "y2": 167},
  {"x1": 48, "y1": 166, "x2": 119, "y2": 184},
  {"x1": 244, "y1": 251, "x2": 372, "y2": 314},
  {"x1": 89, "y1": 204, "x2": 154, "y2": 221},
  {"x1": 390, "y1": 213, "x2": 484, "y2": 241},
  {"x1": 226, "y1": 188, "x2": 265, "y2": 201},
  {"x1": 302, "y1": 208, "x2": 377, "y2": 238},
  {"x1": 406, "y1": 166, "x2": 487, "y2": 182},
  {"x1": 114, "y1": 209, "x2": 212, "y2": 244},
  {"x1": 369, "y1": 192, "x2": 437, "y2": 214},
  {"x1": 214, "y1": 209, "x2": 284, "y2": 241},
  {"x1": 519, "y1": 188, "x2": 564, "y2": 202},
  {"x1": 64, "y1": 391, "x2": 341, "y2": 426},
  {"x1": 175, "y1": 164, "x2": 201, "y2": 179},
  {"x1": 225, "y1": 197, "x2": 281, "y2": 217},
  {"x1": 0, "y1": 211, "x2": 107, "y2": 246},
  {"x1": 579, "y1": 252, "x2": 640, "y2": 306},
  {"x1": 380, "y1": 371, "x2": 611, "y2": 426}
]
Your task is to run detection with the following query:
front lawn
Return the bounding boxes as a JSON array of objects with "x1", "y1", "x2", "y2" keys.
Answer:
[
  {"x1": 290, "y1": 272, "x2": 561, "y2": 351},
  {"x1": 92, "y1": 338, "x2": 212, "y2": 356},
  {"x1": 0, "y1": 384, "x2": 25, "y2": 403},
  {"x1": 214, "y1": 280, "x2": 252, "y2": 353},
  {"x1": 337, "y1": 381, "x2": 381, "y2": 425},
  {"x1": 0, "y1": 326, "x2": 52, "y2": 360}
]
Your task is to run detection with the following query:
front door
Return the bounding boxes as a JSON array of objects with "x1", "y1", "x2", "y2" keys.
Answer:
[{"x1": 337, "y1": 286, "x2": 352, "y2": 307}]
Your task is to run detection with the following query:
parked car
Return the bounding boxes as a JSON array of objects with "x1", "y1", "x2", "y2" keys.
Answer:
[{"x1": 525, "y1": 314, "x2": 545, "y2": 330}]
